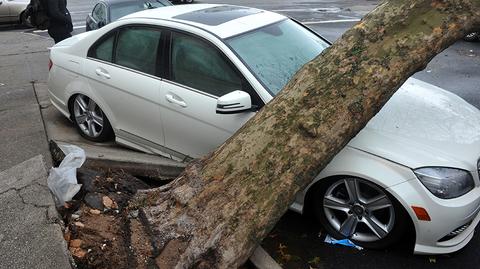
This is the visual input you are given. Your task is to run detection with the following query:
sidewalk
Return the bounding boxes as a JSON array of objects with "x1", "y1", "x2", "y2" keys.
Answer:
[
  {"x1": 0, "y1": 32, "x2": 72, "y2": 268},
  {"x1": 0, "y1": 32, "x2": 51, "y2": 170}
]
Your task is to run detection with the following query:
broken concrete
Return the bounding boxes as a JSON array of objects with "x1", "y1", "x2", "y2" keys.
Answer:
[{"x1": 0, "y1": 155, "x2": 72, "y2": 269}]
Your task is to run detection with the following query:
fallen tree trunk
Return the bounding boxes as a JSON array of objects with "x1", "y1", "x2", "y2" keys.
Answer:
[{"x1": 132, "y1": 1, "x2": 480, "y2": 268}]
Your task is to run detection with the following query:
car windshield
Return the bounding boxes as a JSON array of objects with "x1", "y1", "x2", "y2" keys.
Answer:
[
  {"x1": 110, "y1": 0, "x2": 171, "y2": 21},
  {"x1": 226, "y1": 20, "x2": 329, "y2": 96}
]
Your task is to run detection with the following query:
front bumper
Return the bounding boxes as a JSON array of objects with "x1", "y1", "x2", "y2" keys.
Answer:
[{"x1": 388, "y1": 177, "x2": 480, "y2": 254}]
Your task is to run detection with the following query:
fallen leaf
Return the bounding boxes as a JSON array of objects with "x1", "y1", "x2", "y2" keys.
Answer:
[
  {"x1": 74, "y1": 222, "x2": 85, "y2": 228},
  {"x1": 64, "y1": 230, "x2": 71, "y2": 242},
  {"x1": 90, "y1": 209, "x2": 101, "y2": 215},
  {"x1": 70, "y1": 247, "x2": 87, "y2": 259},
  {"x1": 103, "y1": 196, "x2": 114, "y2": 209},
  {"x1": 70, "y1": 239, "x2": 83, "y2": 248}
]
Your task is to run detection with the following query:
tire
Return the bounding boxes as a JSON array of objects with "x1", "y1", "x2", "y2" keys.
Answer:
[
  {"x1": 19, "y1": 11, "x2": 32, "y2": 28},
  {"x1": 183, "y1": 0, "x2": 194, "y2": 3},
  {"x1": 312, "y1": 177, "x2": 408, "y2": 249},
  {"x1": 71, "y1": 94, "x2": 114, "y2": 142},
  {"x1": 463, "y1": 32, "x2": 479, "y2": 42}
]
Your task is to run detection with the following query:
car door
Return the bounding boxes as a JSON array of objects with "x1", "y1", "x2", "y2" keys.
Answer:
[
  {"x1": 87, "y1": 3, "x2": 107, "y2": 30},
  {"x1": 158, "y1": 30, "x2": 263, "y2": 158},
  {"x1": 83, "y1": 26, "x2": 166, "y2": 154}
]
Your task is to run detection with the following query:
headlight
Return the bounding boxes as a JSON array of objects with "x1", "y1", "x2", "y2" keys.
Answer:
[{"x1": 414, "y1": 167, "x2": 474, "y2": 199}]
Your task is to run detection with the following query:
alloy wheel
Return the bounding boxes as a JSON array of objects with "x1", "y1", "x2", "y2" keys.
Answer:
[
  {"x1": 73, "y1": 95, "x2": 105, "y2": 138},
  {"x1": 322, "y1": 178, "x2": 395, "y2": 242}
]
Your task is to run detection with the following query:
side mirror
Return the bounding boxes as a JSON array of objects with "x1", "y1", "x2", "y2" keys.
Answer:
[
  {"x1": 98, "y1": 21, "x2": 106, "y2": 28},
  {"x1": 216, "y1": 90, "x2": 252, "y2": 114}
]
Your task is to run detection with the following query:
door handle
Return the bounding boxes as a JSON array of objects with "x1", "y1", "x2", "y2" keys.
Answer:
[
  {"x1": 95, "y1": 68, "x2": 111, "y2": 79},
  {"x1": 165, "y1": 94, "x2": 187, "y2": 108}
]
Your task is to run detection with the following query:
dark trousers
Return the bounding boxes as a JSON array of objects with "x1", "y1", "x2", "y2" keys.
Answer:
[{"x1": 48, "y1": 28, "x2": 72, "y2": 44}]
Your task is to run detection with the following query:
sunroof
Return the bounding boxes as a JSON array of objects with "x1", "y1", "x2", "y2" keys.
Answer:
[{"x1": 173, "y1": 6, "x2": 262, "y2": 26}]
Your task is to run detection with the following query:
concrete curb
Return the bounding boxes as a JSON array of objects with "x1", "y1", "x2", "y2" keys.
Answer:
[
  {"x1": 250, "y1": 246, "x2": 283, "y2": 269},
  {"x1": 50, "y1": 140, "x2": 186, "y2": 180}
]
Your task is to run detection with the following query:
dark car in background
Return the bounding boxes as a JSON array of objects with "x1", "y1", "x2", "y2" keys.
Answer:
[{"x1": 86, "y1": 0, "x2": 172, "y2": 31}]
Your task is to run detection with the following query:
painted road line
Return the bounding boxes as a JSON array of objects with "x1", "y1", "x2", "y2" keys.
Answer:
[
  {"x1": 69, "y1": 10, "x2": 92, "y2": 14},
  {"x1": 302, "y1": 19, "x2": 361, "y2": 25},
  {"x1": 273, "y1": 7, "x2": 342, "y2": 13},
  {"x1": 33, "y1": 25, "x2": 85, "y2": 33}
]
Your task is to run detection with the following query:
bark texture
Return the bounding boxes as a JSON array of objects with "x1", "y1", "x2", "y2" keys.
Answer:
[{"x1": 133, "y1": 1, "x2": 480, "y2": 268}]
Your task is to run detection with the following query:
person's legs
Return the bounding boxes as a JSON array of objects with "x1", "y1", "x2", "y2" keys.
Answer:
[
  {"x1": 57, "y1": 30, "x2": 72, "y2": 42},
  {"x1": 48, "y1": 28, "x2": 72, "y2": 44}
]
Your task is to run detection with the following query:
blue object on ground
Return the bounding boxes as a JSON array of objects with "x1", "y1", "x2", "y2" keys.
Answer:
[{"x1": 324, "y1": 234, "x2": 364, "y2": 250}]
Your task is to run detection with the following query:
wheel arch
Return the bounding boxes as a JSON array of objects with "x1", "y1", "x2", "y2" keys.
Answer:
[
  {"x1": 303, "y1": 174, "x2": 416, "y2": 249},
  {"x1": 66, "y1": 90, "x2": 117, "y2": 134},
  {"x1": 303, "y1": 174, "x2": 415, "y2": 227},
  {"x1": 295, "y1": 147, "x2": 418, "y2": 211},
  {"x1": 18, "y1": 10, "x2": 25, "y2": 24},
  {"x1": 295, "y1": 147, "x2": 417, "y2": 246},
  {"x1": 64, "y1": 76, "x2": 117, "y2": 124}
]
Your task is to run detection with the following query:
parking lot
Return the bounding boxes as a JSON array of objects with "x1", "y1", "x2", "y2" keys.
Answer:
[{"x1": 1, "y1": 0, "x2": 480, "y2": 268}]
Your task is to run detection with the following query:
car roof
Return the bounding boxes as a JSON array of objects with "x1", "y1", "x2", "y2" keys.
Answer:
[
  {"x1": 121, "y1": 4, "x2": 287, "y2": 39},
  {"x1": 100, "y1": 0, "x2": 143, "y2": 5},
  {"x1": 99, "y1": 0, "x2": 172, "y2": 7}
]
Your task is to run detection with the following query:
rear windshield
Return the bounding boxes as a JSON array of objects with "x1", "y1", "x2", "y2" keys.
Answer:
[
  {"x1": 226, "y1": 20, "x2": 328, "y2": 96},
  {"x1": 110, "y1": 0, "x2": 171, "y2": 21}
]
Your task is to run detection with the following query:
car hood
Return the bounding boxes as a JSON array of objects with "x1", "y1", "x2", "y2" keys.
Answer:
[{"x1": 348, "y1": 78, "x2": 480, "y2": 171}]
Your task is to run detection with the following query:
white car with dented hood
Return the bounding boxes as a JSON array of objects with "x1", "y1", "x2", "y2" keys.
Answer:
[{"x1": 47, "y1": 4, "x2": 480, "y2": 254}]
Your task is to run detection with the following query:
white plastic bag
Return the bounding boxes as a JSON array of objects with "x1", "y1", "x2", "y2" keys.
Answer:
[{"x1": 47, "y1": 144, "x2": 85, "y2": 206}]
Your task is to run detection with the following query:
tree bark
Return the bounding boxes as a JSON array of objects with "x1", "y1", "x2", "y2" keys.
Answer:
[{"x1": 132, "y1": 1, "x2": 480, "y2": 268}]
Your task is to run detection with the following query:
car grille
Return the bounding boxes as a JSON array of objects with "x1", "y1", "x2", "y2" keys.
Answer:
[{"x1": 438, "y1": 221, "x2": 472, "y2": 242}]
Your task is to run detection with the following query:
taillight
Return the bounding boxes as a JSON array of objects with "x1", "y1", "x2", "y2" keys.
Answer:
[{"x1": 48, "y1": 59, "x2": 53, "y2": 71}]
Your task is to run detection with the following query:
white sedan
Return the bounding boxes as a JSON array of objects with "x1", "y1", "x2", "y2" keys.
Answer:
[
  {"x1": 47, "y1": 4, "x2": 480, "y2": 254},
  {"x1": 0, "y1": 0, "x2": 29, "y2": 25}
]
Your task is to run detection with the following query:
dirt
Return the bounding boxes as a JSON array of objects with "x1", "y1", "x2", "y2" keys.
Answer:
[
  {"x1": 59, "y1": 168, "x2": 156, "y2": 269},
  {"x1": 54, "y1": 166, "x2": 258, "y2": 269}
]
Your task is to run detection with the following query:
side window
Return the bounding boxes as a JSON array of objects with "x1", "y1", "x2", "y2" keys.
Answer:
[
  {"x1": 90, "y1": 33, "x2": 115, "y2": 62},
  {"x1": 114, "y1": 27, "x2": 162, "y2": 75},
  {"x1": 170, "y1": 32, "x2": 243, "y2": 97},
  {"x1": 92, "y1": 4, "x2": 106, "y2": 22}
]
